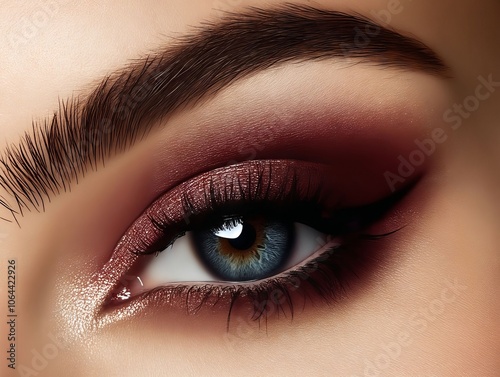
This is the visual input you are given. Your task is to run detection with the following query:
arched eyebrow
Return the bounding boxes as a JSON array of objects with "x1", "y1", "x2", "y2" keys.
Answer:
[{"x1": 0, "y1": 4, "x2": 448, "y2": 223}]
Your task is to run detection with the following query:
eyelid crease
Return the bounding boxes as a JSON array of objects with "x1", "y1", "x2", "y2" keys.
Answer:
[{"x1": 0, "y1": 4, "x2": 448, "y2": 223}]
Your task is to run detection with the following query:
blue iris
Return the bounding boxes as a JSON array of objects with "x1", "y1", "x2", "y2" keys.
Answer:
[{"x1": 192, "y1": 218, "x2": 295, "y2": 281}]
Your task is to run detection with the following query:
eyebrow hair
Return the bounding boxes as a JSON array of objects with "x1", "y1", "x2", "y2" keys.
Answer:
[{"x1": 0, "y1": 4, "x2": 448, "y2": 223}]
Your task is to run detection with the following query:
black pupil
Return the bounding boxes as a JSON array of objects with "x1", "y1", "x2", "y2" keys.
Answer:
[{"x1": 227, "y1": 222, "x2": 257, "y2": 250}]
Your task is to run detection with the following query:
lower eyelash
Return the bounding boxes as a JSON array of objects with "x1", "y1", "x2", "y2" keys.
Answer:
[{"x1": 108, "y1": 233, "x2": 392, "y2": 331}]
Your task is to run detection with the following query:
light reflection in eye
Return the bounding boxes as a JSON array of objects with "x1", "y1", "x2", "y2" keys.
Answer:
[{"x1": 214, "y1": 220, "x2": 244, "y2": 239}]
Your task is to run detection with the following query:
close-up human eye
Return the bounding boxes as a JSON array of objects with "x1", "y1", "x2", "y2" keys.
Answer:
[
  {"x1": 104, "y1": 159, "x2": 403, "y2": 322},
  {"x1": 1, "y1": 1, "x2": 499, "y2": 377}
]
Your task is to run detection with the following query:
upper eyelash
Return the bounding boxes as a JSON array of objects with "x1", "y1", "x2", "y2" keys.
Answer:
[
  {"x1": 138, "y1": 162, "x2": 402, "y2": 257},
  {"x1": 137, "y1": 165, "x2": 328, "y2": 255}
]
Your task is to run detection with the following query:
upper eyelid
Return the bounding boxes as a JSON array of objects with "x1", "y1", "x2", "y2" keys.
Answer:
[
  {"x1": 0, "y1": 4, "x2": 449, "y2": 224},
  {"x1": 121, "y1": 159, "x2": 408, "y2": 258},
  {"x1": 130, "y1": 160, "x2": 326, "y2": 255}
]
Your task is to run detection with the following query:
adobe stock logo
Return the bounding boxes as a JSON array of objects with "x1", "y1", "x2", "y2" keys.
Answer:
[
  {"x1": 16, "y1": 333, "x2": 67, "y2": 377},
  {"x1": 384, "y1": 74, "x2": 500, "y2": 192},
  {"x1": 7, "y1": 0, "x2": 61, "y2": 51},
  {"x1": 384, "y1": 128, "x2": 448, "y2": 192},
  {"x1": 443, "y1": 74, "x2": 500, "y2": 130}
]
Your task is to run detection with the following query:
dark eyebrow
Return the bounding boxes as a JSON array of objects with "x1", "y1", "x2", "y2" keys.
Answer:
[{"x1": 0, "y1": 4, "x2": 448, "y2": 223}]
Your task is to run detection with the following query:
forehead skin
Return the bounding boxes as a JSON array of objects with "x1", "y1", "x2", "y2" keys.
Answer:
[
  {"x1": 1, "y1": 1, "x2": 500, "y2": 376},
  {"x1": 0, "y1": 0, "x2": 498, "y2": 141}
]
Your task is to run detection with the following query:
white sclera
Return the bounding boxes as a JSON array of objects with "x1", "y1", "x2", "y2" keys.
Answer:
[
  {"x1": 286, "y1": 223, "x2": 340, "y2": 267},
  {"x1": 143, "y1": 233, "x2": 213, "y2": 286}
]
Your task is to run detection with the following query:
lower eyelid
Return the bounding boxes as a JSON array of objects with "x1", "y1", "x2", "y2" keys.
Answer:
[
  {"x1": 107, "y1": 232, "x2": 342, "y2": 311},
  {"x1": 99, "y1": 232, "x2": 393, "y2": 330}
]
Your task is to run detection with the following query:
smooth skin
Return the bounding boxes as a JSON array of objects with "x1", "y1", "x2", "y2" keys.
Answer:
[{"x1": 1, "y1": 1, "x2": 499, "y2": 376}]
